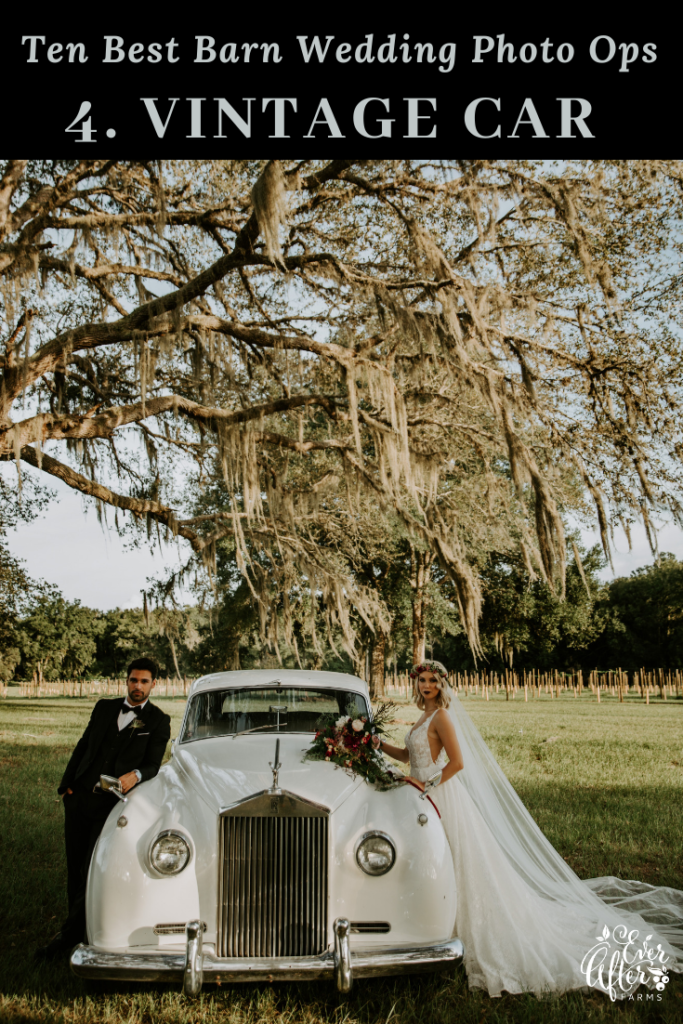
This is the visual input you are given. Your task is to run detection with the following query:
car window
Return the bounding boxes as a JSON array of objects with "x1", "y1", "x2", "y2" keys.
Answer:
[{"x1": 180, "y1": 687, "x2": 370, "y2": 742}]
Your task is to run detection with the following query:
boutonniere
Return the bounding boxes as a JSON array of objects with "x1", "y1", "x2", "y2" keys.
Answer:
[{"x1": 129, "y1": 718, "x2": 146, "y2": 730}]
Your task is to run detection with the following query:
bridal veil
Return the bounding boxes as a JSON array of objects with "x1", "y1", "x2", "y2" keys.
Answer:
[{"x1": 443, "y1": 689, "x2": 683, "y2": 992}]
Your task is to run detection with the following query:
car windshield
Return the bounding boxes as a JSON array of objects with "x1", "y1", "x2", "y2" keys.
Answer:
[{"x1": 180, "y1": 687, "x2": 370, "y2": 742}]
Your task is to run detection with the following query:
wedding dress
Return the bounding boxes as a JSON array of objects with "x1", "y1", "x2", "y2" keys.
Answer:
[{"x1": 404, "y1": 698, "x2": 683, "y2": 1000}]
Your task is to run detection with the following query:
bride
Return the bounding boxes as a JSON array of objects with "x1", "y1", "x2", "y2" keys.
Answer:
[{"x1": 375, "y1": 660, "x2": 683, "y2": 1000}]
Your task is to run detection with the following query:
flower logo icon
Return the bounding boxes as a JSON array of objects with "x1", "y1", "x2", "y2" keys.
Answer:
[{"x1": 648, "y1": 967, "x2": 670, "y2": 992}]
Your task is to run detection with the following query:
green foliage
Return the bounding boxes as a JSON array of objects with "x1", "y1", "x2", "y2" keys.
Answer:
[
  {"x1": 15, "y1": 592, "x2": 102, "y2": 680},
  {"x1": 0, "y1": 546, "x2": 26, "y2": 681},
  {"x1": 92, "y1": 606, "x2": 204, "y2": 679},
  {"x1": 431, "y1": 542, "x2": 609, "y2": 672},
  {"x1": 589, "y1": 553, "x2": 683, "y2": 669},
  {"x1": 0, "y1": 474, "x2": 55, "y2": 680}
]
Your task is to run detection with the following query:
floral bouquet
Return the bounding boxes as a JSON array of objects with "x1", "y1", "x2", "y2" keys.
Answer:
[{"x1": 302, "y1": 701, "x2": 403, "y2": 791}]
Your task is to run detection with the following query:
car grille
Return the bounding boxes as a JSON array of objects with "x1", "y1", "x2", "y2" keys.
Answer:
[{"x1": 219, "y1": 813, "x2": 328, "y2": 957}]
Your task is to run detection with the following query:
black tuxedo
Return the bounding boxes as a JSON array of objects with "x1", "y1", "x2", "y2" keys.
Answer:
[
  {"x1": 57, "y1": 697, "x2": 171, "y2": 945},
  {"x1": 59, "y1": 697, "x2": 171, "y2": 794}
]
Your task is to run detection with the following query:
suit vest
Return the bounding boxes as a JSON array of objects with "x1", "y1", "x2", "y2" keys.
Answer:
[{"x1": 77, "y1": 713, "x2": 132, "y2": 792}]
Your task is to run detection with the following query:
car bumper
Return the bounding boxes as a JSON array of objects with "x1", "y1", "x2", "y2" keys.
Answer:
[{"x1": 70, "y1": 931, "x2": 464, "y2": 990}]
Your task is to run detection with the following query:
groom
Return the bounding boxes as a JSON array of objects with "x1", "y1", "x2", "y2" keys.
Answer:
[{"x1": 36, "y1": 657, "x2": 171, "y2": 959}]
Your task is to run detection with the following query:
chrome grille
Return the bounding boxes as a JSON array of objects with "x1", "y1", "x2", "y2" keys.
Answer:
[{"x1": 219, "y1": 812, "x2": 328, "y2": 957}]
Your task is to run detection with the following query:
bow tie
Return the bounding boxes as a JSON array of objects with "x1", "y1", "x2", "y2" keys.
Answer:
[{"x1": 120, "y1": 702, "x2": 143, "y2": 716}]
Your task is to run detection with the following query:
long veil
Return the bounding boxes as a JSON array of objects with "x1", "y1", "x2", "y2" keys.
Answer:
[{"x1": 446, "y1": 689, "x2": 683, "y2": 958}]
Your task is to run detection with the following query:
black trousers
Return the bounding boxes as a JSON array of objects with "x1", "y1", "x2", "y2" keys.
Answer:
[{"x1": 60, "y1": 788, "x2": 118, "y2": 944}]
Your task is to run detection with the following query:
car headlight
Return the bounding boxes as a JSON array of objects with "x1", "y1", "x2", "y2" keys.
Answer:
[
  {"x1": 150, "y1": 831, "x2": 191, "y2": 875},
  {"x1": 355, "y1": 831, "x2": 396, "y2": 876}
]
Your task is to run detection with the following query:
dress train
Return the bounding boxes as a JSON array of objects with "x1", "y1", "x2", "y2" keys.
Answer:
[{"x1": 405, "y1": 710, "x2": 683, "y2": 999}]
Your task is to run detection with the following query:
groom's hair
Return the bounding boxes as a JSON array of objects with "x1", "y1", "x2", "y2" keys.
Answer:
[{"x1": 127, "y1": 657, "x2": 158, "y2": 681}]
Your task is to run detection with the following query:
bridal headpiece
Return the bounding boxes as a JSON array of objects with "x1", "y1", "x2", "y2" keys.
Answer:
[{"x1": 409, "y1": 659, "x2": 449, "y2": 680}]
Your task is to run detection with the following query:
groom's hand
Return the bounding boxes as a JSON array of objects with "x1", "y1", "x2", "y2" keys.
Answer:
[{"x1": 118, "y1": 771, "x2": 139, "y2": 794}]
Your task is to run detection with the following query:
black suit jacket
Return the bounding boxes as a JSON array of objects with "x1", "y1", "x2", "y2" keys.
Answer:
[{"x1": 58, "y1": 697, "x2": 171, "y2": 794}]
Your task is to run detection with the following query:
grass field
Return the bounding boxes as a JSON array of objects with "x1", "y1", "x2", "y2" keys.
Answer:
[{"x1": 1, "y1": 693, "x2": 682, "y2": 1024}]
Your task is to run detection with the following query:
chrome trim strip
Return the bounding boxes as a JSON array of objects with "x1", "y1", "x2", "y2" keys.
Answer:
[
  {"x1": 219, "y1": 788, "x2": 329, "y2": 818},
  {"x1": 70, "y1": 937, "x2": 464, "y2": 983},
  {"x1": 154, "y1": 922, "x2": 206, "y2": 936}
]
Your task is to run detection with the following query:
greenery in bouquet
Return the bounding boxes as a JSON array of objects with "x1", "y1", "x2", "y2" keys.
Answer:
[{"x1": 303, "y1": 701, "x2": 403, "y2": 791}]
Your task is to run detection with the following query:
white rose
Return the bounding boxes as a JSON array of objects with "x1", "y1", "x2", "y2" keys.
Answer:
[
  {"x1": 351, "y1": 719, "x2": 364, "y2": 732},
  {"x1": 335, "y1": 716, "x2": 350, "y2": 729}
]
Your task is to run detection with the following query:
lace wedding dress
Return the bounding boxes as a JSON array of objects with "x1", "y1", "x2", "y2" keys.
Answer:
[{"x1": 405, "y1": 705, "x2": 683, "y2": 999}]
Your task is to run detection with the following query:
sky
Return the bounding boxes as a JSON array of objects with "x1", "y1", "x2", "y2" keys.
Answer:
[
  {"x1": 2, "y1": 464, "x2": 188, "y2": 609},
  {"x1": 4, "y1": 462, "x2": 683, "y2": 610}
]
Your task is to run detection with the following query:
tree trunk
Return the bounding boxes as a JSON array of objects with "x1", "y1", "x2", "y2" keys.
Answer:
[
  {"x1": 353, "y1": 646, "x2": 368, "y2": 681},
  {"x1": 228, "y1": 643, "x2": 241, "y2": 671},
  {"x1": 168, "y1": 636, "x2": 182, "y2": 681},
  {"x1": 409, "y1": 546, "x2": 432, "y2": 664},
  {"x1": 369, "y1": 632, "x2": 387, "y2": 700}
]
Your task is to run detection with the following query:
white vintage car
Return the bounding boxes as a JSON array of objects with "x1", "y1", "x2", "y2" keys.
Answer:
[{"x1": 71, "y1": 670, "x2": 463, "y2": 994}]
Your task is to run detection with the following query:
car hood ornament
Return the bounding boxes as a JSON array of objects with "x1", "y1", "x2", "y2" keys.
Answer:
[{"x1": 269, "y1": 738, "x2": 282, "y2": 793}]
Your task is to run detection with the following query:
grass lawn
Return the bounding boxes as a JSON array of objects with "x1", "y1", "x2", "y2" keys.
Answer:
[{"x1": 1, "y1": 692, "x2": 682, "y2": 1024}]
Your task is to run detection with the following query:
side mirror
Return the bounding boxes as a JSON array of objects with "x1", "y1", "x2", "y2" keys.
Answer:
[{"x1": 99, "y1": 774, "x2": 127, "y2": 803}]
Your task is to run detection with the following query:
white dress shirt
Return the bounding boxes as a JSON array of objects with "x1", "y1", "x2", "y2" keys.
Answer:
[{"x1": 117, "y1": 698, "x2": 150, "y2": 781}]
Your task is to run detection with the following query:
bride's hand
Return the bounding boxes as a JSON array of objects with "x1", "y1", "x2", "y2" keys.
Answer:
[
  {"x1": 402, "y1": 777, "x2": 425, "y2": 792},
  {"x1": 371, "y1": 735, "x2": 381, "y2": 749}
]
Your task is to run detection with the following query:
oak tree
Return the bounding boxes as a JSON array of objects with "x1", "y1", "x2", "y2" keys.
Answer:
[{"x1": 2, "y1": 159, "x2": 682, "y2": 659}]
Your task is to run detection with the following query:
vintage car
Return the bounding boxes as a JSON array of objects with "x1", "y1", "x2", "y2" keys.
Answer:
[{"x1": 70, "y1": 669, "x2": 464, "y2": 994}]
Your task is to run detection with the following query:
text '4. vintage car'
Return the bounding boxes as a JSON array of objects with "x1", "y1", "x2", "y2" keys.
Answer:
[{"x1": 71, "y1": 670, "x2": 464, "y2": 994}]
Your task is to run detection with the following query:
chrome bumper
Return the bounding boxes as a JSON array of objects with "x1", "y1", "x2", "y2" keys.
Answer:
[{"x1": 70, "y1": 924, "x2": 464, "y2": 994}]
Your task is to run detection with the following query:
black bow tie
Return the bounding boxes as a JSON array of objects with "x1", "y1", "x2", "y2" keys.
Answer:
[{"x1": 121, "y1": 702, "x2": 143, "y2": 716}]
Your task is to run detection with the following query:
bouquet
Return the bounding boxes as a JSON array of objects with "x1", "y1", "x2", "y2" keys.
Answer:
[{"x1": 302, "y1": 701, "x2": 403, "y2": 791}]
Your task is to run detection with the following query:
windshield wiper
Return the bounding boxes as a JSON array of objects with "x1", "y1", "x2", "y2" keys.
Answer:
[{"x1": 231, "y1": 724, "x2": 280, "y2": 740}]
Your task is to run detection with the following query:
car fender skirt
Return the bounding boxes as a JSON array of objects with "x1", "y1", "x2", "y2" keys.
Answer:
[{"x1": 70, "y1": 932, "x2": 465, "y2": 988}]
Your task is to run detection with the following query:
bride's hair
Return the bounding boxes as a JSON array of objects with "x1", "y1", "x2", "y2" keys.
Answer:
[{"x1": 411, "y1": 660, "x2": 452, "y2": 709}]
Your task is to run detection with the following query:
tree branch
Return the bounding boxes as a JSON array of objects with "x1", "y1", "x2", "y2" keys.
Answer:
[
  {"x1": 1, "y1": 393, "x2": 339, "y2": 453},
  {"x1": 2, "y1": 445, "x2": 200, "y2": 547}
]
